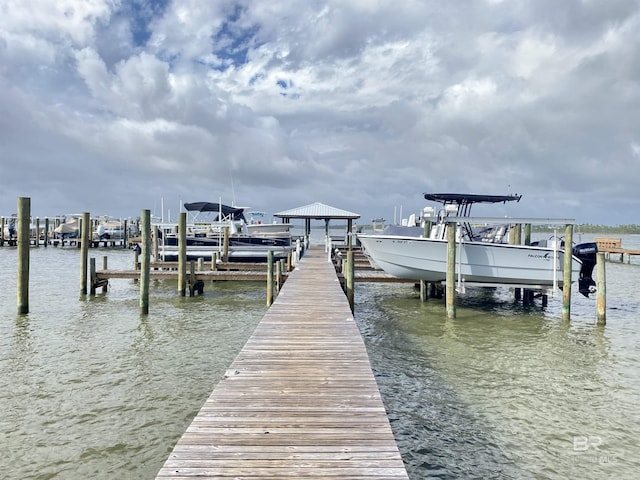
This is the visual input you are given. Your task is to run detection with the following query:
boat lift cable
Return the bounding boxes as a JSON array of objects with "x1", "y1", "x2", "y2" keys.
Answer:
[
  {"x1": 552, "y1": 228, "x2": 558, "y2": 296},
  {"x1": 457, "y1": 223, "x2": 465, "y2": 294}
]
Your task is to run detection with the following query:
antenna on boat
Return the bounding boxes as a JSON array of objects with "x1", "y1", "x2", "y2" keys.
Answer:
[{"x1": 230, "y1": 174, "x2": 236, "y2": 207}]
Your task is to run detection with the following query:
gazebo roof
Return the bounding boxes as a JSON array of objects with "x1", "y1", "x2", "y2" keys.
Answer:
[{"x1": 274, "y1": 202, "x2": 360, "y2": 220}]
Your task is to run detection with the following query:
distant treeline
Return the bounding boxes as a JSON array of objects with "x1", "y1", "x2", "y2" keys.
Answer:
[{"x1": 533, "y1": 224, "x2": 640, "y2": 234}]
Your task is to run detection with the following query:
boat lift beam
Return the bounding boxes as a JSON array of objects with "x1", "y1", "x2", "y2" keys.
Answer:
[{"x1": 443, "y1": 216, "x2": 576, "y2": 225}]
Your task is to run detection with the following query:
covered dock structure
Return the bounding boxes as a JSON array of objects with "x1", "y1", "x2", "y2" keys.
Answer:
[{"x1": 274, "y1": 202, "x2": 360, "y2": 249}]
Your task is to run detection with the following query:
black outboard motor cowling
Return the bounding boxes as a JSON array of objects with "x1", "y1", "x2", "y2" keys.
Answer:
[{"x1": 572, "y1": 242, "x2": 598, "y2": 297}]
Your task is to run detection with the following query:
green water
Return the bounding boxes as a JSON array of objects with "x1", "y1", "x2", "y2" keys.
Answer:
[
  {"x1": 1, "y1": 238, "x2": 639, "y2": 479},
  {"x1": 0, "y1": 248, "x2": 266, "y2": 479},
  {"x1": 355, "y1": 254, "x2": 640, "y2": 479}
]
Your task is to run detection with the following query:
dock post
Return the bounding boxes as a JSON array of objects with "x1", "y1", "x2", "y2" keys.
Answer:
[
  {"x1": 562, "y1": 224, "x2": 573, "y2": 320},
  {"x1": 420, "y1": 281, "x2": 429, "y2": 302},
  {"x1": 35, "y1": 217, "x2": 40, "y2": 247},
  {"x1": 153, "y1": 225, "x2": 159, "y2": 261},
  {"x1": 446, "y1": 221, "x2": 456, "y2": 319},
  {"x1": 222, "y1": 226, "x2": 230, "y2": 262},
  {"x1": 267, "y1": 250, "x2": 274, "y2": 306},
  {"x1": 276, "y1": 260, "x2": 282, "y2": 293},
  {"x1": 189, "y1": 261, "x2": 196, "y2": 296},
  {"x1": 140, "y1": 209, "x2": 151, "y2": 314},
  {"x1": 80, "y1": 212, "x2": 90, "y2": 295},
  {"x1": 17, "y1": 197, "x2": 30, "y2": 314},
  {"x1": 102, "y1": 256, "x2": 108, "y2": 293},
  {"x1": 90, "y1": 258, "x2": 98, "y2": 295},
  {"x1": 44, "y1": 217, "x2": 49, "y2": 247},
  {"x1": 90, "y1": 258, "x2": 95, "y2": 295},
  {"x1": 596, "y1": 252, "x2": 606, "y2": 325},
  {"x1": 346, "y1": 250, "x2": 355, "y2": 312},
  {"x1": 178, "y1": 212, "x2": 187, "y2": 297},
  {"x1": 523, "y1": 224, "x2": 531, "y2": 245},
  {"x1": 123, "y1": 219, "x2": 128, "y2": 248}
]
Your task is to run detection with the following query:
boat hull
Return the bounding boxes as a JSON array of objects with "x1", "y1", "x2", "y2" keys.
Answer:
[{"x1": 357, "y1": 234, "x2": 582, "y2": 288}]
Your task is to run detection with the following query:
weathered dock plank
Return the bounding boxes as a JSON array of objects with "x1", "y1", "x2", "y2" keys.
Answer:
[{"x1": 155, "y1": 245, "x2": 409, "y2": 479}]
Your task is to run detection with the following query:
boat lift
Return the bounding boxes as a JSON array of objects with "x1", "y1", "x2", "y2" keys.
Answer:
[{"x1": 443, "y1": 216, "x2": 577, "y2": 298}]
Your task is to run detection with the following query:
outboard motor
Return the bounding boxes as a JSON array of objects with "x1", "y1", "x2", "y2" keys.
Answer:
[{"x1": 572, "y1": 242, "x2": 598, "y2": 297}]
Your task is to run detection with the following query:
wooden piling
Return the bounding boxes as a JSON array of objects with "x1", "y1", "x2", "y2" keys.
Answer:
[
  {"x1": 89, "y1": 256, "x2": 109, "y2": 295},
  {"x1": 90, "y1": 258, "x2": 96, "y2": 295},
  {"x1": 420, "y1": 280, "x2": 428, "y2": 302},
  {"x1": 153, "y1": 225, "x2": 159, "y2": 261},
  {"x1": 562, "y1": 224, "x2": 573, "y2": 320},
  {"x1": 267, "y1": 250, "x2": 274, "y2": 306},
  {"x1": 102, "y1": 256, "x2": 108, "y2": 293},
  {"x1": 17, "y1": 197, "x2": 30, "y2": 314},
  {"x1": 44, "y1": 217, "x2": 49, "y2": 247},
  {"x1": 140, "y1": 209, "x2": 151, "y2": 314},
  {"x1": 596, "y1": 252, "x2": 606, "y2": 325},
  {"x1": 123, "y1": 219, "x2": 129, "y2": 248},
  {"x1": 446, "y1": 221, "x2": 456, "y2": 319},
  {"x1": 189, "y1": 261, "x2": 196, "y2": 296},
  {"x1": 346, "y1": 249, "x2": 355, "y2": 312},
  {"x1": 276, "y1": 259, "x2": 282, "y2": 294},
  {"x1": 178, "y1": 212, "x2": 187, "y2": 297},
  {"x1": 523, "y1": 223, "x2": 531, "y2": 246},
  {"x1": 35, "y1": 217, "x2": 40, "y2": 247},
  {"x1": 80, "y1": 212, "x2": 90, "y2": 295},
  {"x1": 222, "y1": 226, "x2": 230, "y2": 262}
]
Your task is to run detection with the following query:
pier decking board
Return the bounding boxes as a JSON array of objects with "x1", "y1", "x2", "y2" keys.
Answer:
[{"x1": 155, "y1": 245, "x2": 409, "y2": 479}]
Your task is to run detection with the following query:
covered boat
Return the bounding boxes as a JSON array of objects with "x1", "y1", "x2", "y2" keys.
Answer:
[{"x1": 153, "y1": 201, "x2": 294, "y2": 262}]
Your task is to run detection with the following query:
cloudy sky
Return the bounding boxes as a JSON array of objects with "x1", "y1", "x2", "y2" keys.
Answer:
[{"x1": 1, "y1": 0, "x2": 639, "y2": 225}]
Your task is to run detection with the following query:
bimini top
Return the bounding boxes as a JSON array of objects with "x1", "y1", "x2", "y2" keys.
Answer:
[
  {"x1": 423, "y1": 193, "x2": 522, "y2": 205},
  {"x1": 183, "y1": 202, "x2": 246, "y2": 221}
]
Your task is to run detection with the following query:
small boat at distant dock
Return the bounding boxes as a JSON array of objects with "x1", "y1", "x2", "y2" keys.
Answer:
[{"x1": 150, "y1": 201, "x2": 295, "y2": 262}]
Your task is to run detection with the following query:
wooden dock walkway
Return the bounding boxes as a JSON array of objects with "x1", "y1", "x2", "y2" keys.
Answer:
[
  {"x1": 155, "y1": 245, "x2": 409, "y2": 479},
  {"x1": 595, "y1": 237, "x2": 640, "y2": 263}
]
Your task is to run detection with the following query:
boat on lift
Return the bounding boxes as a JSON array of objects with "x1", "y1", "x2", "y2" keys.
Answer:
[
  {"x1": 357, "y1": 193, "x2": 597, "y2": 296},
  {"x1": 153, "y1": 201, "x2": 294, "y2": 262}
]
